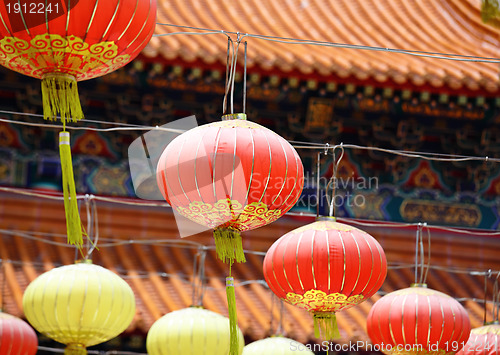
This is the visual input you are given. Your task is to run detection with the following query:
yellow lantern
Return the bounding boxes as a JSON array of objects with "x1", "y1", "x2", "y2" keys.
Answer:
[
  {"x1": 243, "y1": 337, "x2": 314, "y2": 355},
  {"x1": 147, "y1": 307, "x2": 245, "y2": 355},
  {"x1": 22, "y1": 261, "x2": 135, "y2": 354}
]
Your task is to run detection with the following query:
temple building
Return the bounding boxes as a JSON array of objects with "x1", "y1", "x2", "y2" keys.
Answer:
[{"x1": 0, "y1": 0, "x2": 499, "y2": 353}]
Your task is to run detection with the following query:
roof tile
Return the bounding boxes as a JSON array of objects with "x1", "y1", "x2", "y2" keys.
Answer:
[{"x1": 147, "y1": 0, "x2": 500, "y2": 92}]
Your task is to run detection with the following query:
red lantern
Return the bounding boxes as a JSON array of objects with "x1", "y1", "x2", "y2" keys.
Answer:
[
  {"x1": 0, "y1": 0, "x2": 156, "y2": 122},
  {"x1": 157, "y1": 113, "x2": 304, "y2": 264},
  {"x1": 367, "y1": 285, "x2": 471, "y2": 355},
  {"x1": 0, "y1": 0, "x2": 156, "y2": 246},
  {"x1": 263, "y1": 217, "x2": 387, "y2": 339},
  {"x1": 0, "y1": 312, "x2": 38, "y2": 355},
  {"x1": 456, "y1": 323, "x2": 500, "y2": 355}
]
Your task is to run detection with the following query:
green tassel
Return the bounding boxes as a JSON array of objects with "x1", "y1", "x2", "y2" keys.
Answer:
[
  {"x1": 313, "y1": 312, "x2": 340, "y2": 340},
  {"x1": 226, "y1": 277, "x2": 239, "y2": 355},
  {"x1": 64, "y1": 344, "x2": 87, "y2": 355},
  {"x1": 213, "y1": 228, "x2": 246, "y2": 264},
  {"x1": 481, "y1": 0, "x2": 500, "y2": 27},
  {"x1": 59, "y1": 132, "x2": 83, "y2": 247},
  {"x1": 42, "y1": 73, "x2": 84, "y2": 124}
]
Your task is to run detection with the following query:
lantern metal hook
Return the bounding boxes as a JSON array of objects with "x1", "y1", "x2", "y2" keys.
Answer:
[
  {"x1": 327, "y1": 143, "x2": 344, "y2": 217},
  {"x1": 222, "y1": 33, "x2": 248, "y2": 116},
  {"x1": 82, "y1": 194, "x2": 99, "y2": 261}
]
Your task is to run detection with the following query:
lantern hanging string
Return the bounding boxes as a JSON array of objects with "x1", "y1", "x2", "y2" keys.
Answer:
[
  {"x1": 484, "y1": 270, "x2": 492, "y2": 325},
  {"x1": 414, "y1": 223, "x2": 419, "y2": 284},
  {"x1": 269, "y1": 291, "x2": 275, "y2": 334},
  {"x1": 192, "y1": 248, "x2": 207, "y2": 306},
  {"x1": 277, "y1": 298, "x2": 284, "y2": 335},
  {"x1": 419, "y1": 223, "x2": 424, "y2": 284},
  {"x1": 422, "y1": 224, "x2": 431, "y2": 284},
  {"x1": 243, "y1": 41, "x2": 247, "y2": 114},
  {"x1": 325, "y1": 143, "x2": 344, "y2": 218},
  {"x1": 223, "y1": 37, "x2": 231, "y2": 115},
  {"x1": 494, "y1": 272, "x2": 500, "y2": 322},
  {"x1": 0, "y1": 259, "x2": 4, "y2": 311},
  {"x1": 83, "y1": 195, "x2": 99, "y2": 261}
]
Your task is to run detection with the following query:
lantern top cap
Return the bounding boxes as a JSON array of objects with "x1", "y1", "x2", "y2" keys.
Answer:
[
  {"x1": 42, "y1": 72, "x2": 77, "y2": 82},
  {"x1": 410, "y1": 283, "x2": 428, "y2": 288},
  {"x1": 75, "y1": 259, "x2": 93, "y2": 265},
  {"x1": 221, "y1": 113, "x2": 247, "y2": 121},
  {"x1": 316, "y1": 216, "x2": 336, "y2": 222}
]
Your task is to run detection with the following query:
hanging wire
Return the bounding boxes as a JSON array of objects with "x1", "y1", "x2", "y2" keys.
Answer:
[
  {"x1": 153, "y1": 23, "x2": 500, "y2": 64},
  {"x1": 1, "y1": 113, "x2": 500, "y2": 163}
]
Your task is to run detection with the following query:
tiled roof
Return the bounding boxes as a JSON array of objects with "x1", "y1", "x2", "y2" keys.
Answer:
[
  {"x1": 144, "y1": 0, "x2": 500, "y2": 93},
  {"x1": 0, "y1": 190, "x2": 499, "y2": 346}
]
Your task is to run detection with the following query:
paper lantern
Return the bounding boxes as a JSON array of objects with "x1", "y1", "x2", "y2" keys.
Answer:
[
  {"x1": 157, "y1": 113, "x2": 304, "y2": 264},
  {"x1": 0, "y1": 312, "x2": 38, "y2": 355},
  {"x1": 0, "y1": 0, "x2": 156, "y2": 247},
  {"x1": 367, "y1": 285, "x2": 471, "y2": 355},
  {"x1": 0, "y1": 0, "x2": 156, "y2": 122},
  {"x1": 456, "y1": 323, "x2": 500, "y2": 355},
  {"x1": 146, "y1": 307, "x2": 245, "y2": 355},
  {"x1": 23, "y1": 262, "x2": 135, "y2": 354},
  {"x1": 263, "y1": 217, "x2": 387, "y2": 340},
  {"x1": 242, "y1": 336, "x2": 314, "y2": 355}
]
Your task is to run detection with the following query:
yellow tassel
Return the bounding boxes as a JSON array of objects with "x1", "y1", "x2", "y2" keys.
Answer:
[
  {"x1": 42, "y1": 73, "x2": 84, "y2": 124},
  {"x1": 59, "y1": 132, "x2": 83, "y2": 247},
  {"x1": 313, "y1": 312, "x2": 340, "y2": 340},
  {"x1": 64, "y1": 344, "x2": 87, "y2": 355},
  {"x1": 213, "y1": 228, "x2": 246, "y2": 264},
  {"x1": 226, "y1": 277, "x2": 239, "y2": 355}
]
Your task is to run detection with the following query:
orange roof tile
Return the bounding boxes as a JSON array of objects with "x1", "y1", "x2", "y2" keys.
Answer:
[
  {"x1": 144, "y1": 0, "x2": 500, "y2": 93},
  {"x1": 0, "y1": 190, "x2": 499, "y2": 346}
]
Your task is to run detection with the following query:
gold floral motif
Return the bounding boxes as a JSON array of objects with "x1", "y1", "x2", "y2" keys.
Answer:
[
  {"x1": 0, "y1": 34, "x2": 130, "y2": 80},
  {"x1": 386, "y1": 349, "x2": 451, "y2": 355},
  {"x1": 176, "y1": 198, "x2": 283, "y2": 231},
  {"x1": 286, "y1": 290, "x2": 365, "y2": 312}
]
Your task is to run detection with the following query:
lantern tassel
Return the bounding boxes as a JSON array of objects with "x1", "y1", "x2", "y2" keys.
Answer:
[
  {"x1": 42, "y1": 73, "x2": 84, "y2": 123},
  {"x1": 313, "y1": 312, "x2": 340, "y2": 340},
  {"x1": 226, "y1": 277, "x2": 239, "y2": 355},
  {"x1": 59, "y1": 132, "x2": 84, "y2": 247},
  {"x1": 64, "y1": 344, "x2": 87, "y2": 355},
  {"x1": 214, "y1": 228, "x2": 246, "y2": 264}
]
